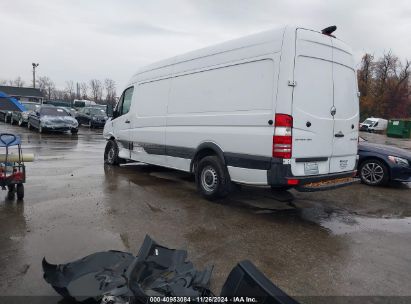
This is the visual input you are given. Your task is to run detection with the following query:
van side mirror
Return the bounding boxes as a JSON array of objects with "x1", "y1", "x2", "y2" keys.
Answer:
[{"x1": 106, "y1": 104, "x2": 114, "y2": 118}]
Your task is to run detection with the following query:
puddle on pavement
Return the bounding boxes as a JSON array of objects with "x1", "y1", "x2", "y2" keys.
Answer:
[
  {"x1": 319, "y1": 215, "x2": 411, "y2": 235},
  {"x1": 296, "y1": 203, "x2": 411, "y2": 235}
]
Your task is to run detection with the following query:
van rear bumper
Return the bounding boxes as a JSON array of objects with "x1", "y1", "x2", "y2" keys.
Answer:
[{"x1": 267, "y1": 158, "x2": 357, "y2": 186}]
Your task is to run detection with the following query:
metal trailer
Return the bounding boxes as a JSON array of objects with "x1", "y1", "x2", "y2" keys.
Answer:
[{"x1": 0, "y1": 133, "x2": 26, "y2": 200}]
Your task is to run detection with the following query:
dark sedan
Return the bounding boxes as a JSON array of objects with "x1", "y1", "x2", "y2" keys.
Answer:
[
  {"x1": 358, "y1": 137, "x2": 411, "y2": 185},
  {"x1": 75, "y1": 106, "x2": 108, "y2": 128},
  {"x1": 28, "y1": 106, "x2": 78, "y2": 134}
]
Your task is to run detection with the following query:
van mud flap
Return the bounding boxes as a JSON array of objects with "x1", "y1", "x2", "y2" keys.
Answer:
[{"x1": 296, "y1": 177, "x2": 360, "y2": 192}]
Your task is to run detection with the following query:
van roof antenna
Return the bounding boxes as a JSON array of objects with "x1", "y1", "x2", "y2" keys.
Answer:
[{"x1": 321, "y1": 25, "x2": 337, "y2": 38}]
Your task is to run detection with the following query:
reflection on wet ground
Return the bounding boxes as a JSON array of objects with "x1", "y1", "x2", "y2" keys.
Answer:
[{"x1": 0, "y1": 123, "x2": 410, "y2": 298}]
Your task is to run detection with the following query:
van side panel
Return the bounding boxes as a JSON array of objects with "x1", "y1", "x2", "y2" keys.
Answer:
[
  {"x1": 165, "y1": 53, "x2": 280, "y2": 182},
  {"x1": 168, "y1": 59, "x2": 274, "y2": 114},
  {"x1": 129, "y1": 71, "x2": 171, "y2": 167}
]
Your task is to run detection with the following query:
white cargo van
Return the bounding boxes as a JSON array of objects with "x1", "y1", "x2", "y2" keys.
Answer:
[
  {"x1": 103, "y1": 25, "x2": 360, "y2": 199},
  {"x1": 360, "y1": 117, "x2": 388, "y2": 133}
]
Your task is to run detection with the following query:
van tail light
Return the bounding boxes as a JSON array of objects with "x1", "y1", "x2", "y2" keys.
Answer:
[
  {"x1": 273, "y1": 114, "x2": 293, "y2": 159},
  {"x1": 287, "y1": 179, "x2": 299, "y2": 185}
]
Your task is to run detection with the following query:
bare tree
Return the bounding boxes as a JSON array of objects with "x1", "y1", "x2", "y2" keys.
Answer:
[
  {"x1": 65, "y1": 80, "x2": 75, "y2": 100},
  {"x1": 52, "y1": 89, "x2": 66, "y2": 100},
  {"x1": 10, "y1": 76, "x2": 25, "y2": 87},
  {"x1": 89, "y1": 79, "x2": 103, "y2": 102},
  {"x1": 36, "y1": 76, "x2": 55, "y2": 99},
  {"x1": 357, "y1": 52, "x2": 411, "y2": 119},
  {"x1": 0, "y1": 79, "x2": 7, "y2": 85},
  {"x1": 80, "y1": 82, "x2": 89, "y2": 99},
  {"x1": 104, "y1": 78, "x2": 116, "y2": 104},
  {"x1": 358, "y1": 53, "x2": 374, "y2": 98},
  {"x1": 37, "y1": 76, "x2": 51, "y2": 93}
]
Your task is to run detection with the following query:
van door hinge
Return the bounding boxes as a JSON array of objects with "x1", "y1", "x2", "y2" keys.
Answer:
[{"x1": 288, "y1": 80, "x2": 297, "y2": 87}]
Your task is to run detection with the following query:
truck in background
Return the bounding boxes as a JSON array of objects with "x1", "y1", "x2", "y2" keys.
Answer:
[{"x1": 360, "y1": 117, "x2": 388, "y2": 133}]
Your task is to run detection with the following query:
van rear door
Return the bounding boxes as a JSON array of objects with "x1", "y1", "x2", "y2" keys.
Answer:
[
  {"x1": 291, "y1": 29, "x2": 334, "y2": 176},
  {"x1": 291, "y1": 29, "x2": 359, "y2": 177},
  {"x1": 328, "y1": 39, "x2": 359, "y2": 174}
]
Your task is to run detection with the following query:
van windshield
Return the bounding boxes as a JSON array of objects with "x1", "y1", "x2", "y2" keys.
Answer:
[
  {"x1": 362, "y1": 119, "x2": 374, "y2": 125},
  {"x1": 23, "y1": 103, "x2": 40, "y2": 111},
  {"x1": 74, "y1": 101, "x2": 85, "y2": 107},
  {"x1": 40, "y1": 107, "x2": 69, "y2": 117},
  {"x1": 89, "y1": 108, "x2": 106, "y2": 115}
]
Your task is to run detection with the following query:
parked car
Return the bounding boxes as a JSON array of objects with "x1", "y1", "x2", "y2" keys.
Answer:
[
  {"x1": 0, "y1": 109, "x2": 13, "y2": 123},
  {"x1": 358, "y1": 137, "x2": 411, "y2": 185},
  {"x1": 11, "y1": 102, "x2": 41, "y2": 126},
  {"x1": 360, "y1": 117, "x2": 388, "y2": 133},
  {"x1": 28, "y1": 105, "x2": 78, "y2": 134},
  {"x1": 76, "y1": 107, "x2": 108, "y2": 128},
  {"x1": 59, "y1": 106, "x2": 77, "y2": 117},
  {"x1": 103, "y1": 25, "x2": 360, "y2": 199},
  {"x1": 0, "y1": 92, "x2": 26, "y2": 123},
  {"x1": 91, "y1": 104, "x2": 107, "y2": 111}
]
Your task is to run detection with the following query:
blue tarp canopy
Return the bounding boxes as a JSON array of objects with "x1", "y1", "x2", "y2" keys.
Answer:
[
  {"x1": 0, "y1": 133, "x2": 21, "y2": 147},
  {"x1": 0, "y1": 91, "x2": 26, "y2": 112}
]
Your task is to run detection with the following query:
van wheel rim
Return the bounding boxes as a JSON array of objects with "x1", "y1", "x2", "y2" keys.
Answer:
[
  {"x1": 201, "y1": 166, "x2": 218, "y2": 192},
  {"x1": 107, "y1": 146, "x2": 115, "y2": 163},
  {"x1": 361, "y1": 162, "x2": 384, "y2": 184}
]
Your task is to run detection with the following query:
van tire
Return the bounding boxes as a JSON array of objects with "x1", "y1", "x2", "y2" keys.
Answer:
[
  {"x1": 104, "y1": 139, "x2": 122, "y2": 166},
  {"x1": 195, "y1": 156, "x2": 231, "y2": 200}
]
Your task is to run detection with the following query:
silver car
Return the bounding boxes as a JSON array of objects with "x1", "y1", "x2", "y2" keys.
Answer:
[{"x1": 11, "y1": 102, "x2": 41, "y2": 126}]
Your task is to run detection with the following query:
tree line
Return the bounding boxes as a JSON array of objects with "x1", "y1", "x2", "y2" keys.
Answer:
[
  {"x1": 0, "y1": 77, "x2": 117, "y2": 105},
  {"x1": 358, "y1": 52, "x2": 410, "y2": 120}
]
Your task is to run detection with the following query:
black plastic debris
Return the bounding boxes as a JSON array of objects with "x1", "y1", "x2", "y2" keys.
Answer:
[
  {"x1": 43, "y1": 235, "x2": 299, "y2": 304},
  {"x1": 221, "y1": 260, "x2": 299, "y2": 304},
  {"x1": 43, "y1": 235, "x2": 213, "y2": 303}
]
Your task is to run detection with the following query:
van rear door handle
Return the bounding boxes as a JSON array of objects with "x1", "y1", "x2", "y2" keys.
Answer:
[
  {"x1": 125, "y1": 120, "x2": 130, "y2": 124},
  {"x1": 335, "y1": 132, "x2": 344, "y2": 138}
]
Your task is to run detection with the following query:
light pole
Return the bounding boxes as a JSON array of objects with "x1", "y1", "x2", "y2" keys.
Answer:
[{"x1": 32, "y1": 63, "x2": 39, "y2": 88}]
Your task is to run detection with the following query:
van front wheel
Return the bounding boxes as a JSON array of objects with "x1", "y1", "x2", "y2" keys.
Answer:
[
  {"x1": 104, "y1": 139, "x2": 122, "y2": 166},
  {"x1": 195, "y1": 156, "x2": 231, "y2": 200}
]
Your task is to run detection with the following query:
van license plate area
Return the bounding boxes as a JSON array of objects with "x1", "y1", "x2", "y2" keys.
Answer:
[{"x1": 304, "y1": 162, "x2": 319, "y2": 175}]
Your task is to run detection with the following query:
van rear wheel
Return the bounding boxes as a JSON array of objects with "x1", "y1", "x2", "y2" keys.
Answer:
[
  {"x1": 104, "y1": 139, "x2": 122, "y2": 166},
  {"x1": 195, "y1": 156, "x2": 231, "y2": 200}
]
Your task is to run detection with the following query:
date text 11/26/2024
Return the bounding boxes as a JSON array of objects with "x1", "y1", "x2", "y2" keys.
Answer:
[{"x1": 149, "y1": 297, "x2": 258, "y2": 303}]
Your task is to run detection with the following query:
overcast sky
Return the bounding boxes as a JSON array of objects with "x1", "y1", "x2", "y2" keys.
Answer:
[{"x1": 1, "y1": 0, "x2": 410, "y2": 92}]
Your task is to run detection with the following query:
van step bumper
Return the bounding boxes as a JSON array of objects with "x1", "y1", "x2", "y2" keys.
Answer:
[
  {"x1": 296, "y1": 177, "x2": 360, "y2": 192},
  {"x1": 267, "y1": 158, "x2": 358, "y2": 190}
]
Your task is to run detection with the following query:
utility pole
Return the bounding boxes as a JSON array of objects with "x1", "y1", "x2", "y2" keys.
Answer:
[{"x1": 32, "y1": 63, "x2": 39, "y2": 88}]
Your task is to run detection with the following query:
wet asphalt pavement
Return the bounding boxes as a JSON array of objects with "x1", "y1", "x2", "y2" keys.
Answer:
[{"x1": 0, "y1": 122, "x2": 410, "y2": 300}]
